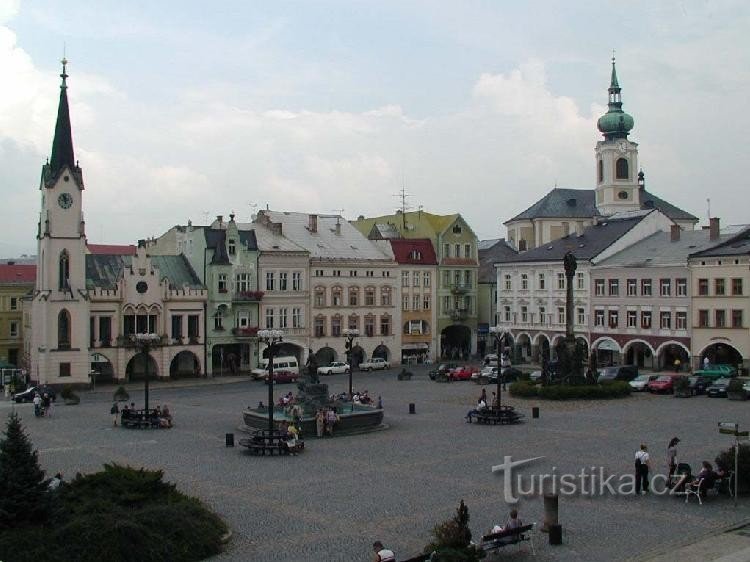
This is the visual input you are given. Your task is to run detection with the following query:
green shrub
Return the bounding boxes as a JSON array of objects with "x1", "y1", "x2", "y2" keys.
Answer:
[
  {"x1": 114, "y1": 386, "x2": 130, "y2": 401},
  {"x1": 673, "y1": 376, "x2": 690, "y2": 391},
  {"x1": 423, "y1": 500, "x2": 484, "y2": 561},
  {"x1": 715, "y1": 444, "x2": 750, "y2": 494},
  {"x1": 509, "y1": 381, "x2": 538, "y2": 398},
  {"x1": 510, "y1": 381, "x2": 630, "y2": 400}
]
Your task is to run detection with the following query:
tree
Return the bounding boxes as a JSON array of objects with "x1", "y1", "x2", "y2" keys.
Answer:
[
  {"x1": 423, "y1": 500, "x2": 485, "y2": 561},
  {"x1": 0, "y1": 412, "x2": 49, "y2": 529}
]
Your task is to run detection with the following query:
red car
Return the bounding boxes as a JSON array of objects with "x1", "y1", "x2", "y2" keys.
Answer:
[
  {"x1": 647, "y1": 374, "x2": 681, "y2": 394},
  {"x1": 450, "y1": 366, "x2": 478, "y2": 381},
  {"x1": 265, "y1": 370, "x2": 299, "y2": 384}
]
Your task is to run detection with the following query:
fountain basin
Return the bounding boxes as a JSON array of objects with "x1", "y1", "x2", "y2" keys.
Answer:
[{"x1": 242, "y1": 403, "x2": 384, "y2": 436}]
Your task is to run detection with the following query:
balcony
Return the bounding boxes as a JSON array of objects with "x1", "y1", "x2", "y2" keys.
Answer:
[
  {"x1": 450, "y1": 308, "x2": 469, "y2": 321},
  {"x1": 232, "y1": 290, "x2": 265, "y2": 302},
  {"x1": 231, "y1": 326, "x2": 259, "y2": 338},
  {"x1": 450, "y1": 283, "x2": 471, "y2": 294}
]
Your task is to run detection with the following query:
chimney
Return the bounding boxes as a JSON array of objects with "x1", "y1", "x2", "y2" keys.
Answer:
[
  {"x1": 709, "y1": 217, "x2": 720, "y2": 240},
  {"x1": 308, "y1": 214, "x2": 318, "y2": 233},
  {"x1": 335, "y1": 219, "x2": 341, "y2": 235},
  {"x1": 670, "y1": 224, "x2": 681, "y2": 242}
]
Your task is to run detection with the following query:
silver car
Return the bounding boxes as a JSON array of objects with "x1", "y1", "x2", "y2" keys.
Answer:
[{"x1": 629, "y1": 374, "x2": 657, "y2": 392}]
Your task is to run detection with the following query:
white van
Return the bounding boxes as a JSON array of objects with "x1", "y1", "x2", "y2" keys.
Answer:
[{"x1": 251, "y1": 356, "x2": 300, "y2": 379}]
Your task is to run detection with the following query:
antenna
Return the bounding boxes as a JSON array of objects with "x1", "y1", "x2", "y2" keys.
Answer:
[
  {"x1": 329, "y1": 209, "x2": 345, "y2": 225},
  {"x1": 706, "y1": 198, "x2": 711, "y2": 222},
  {"x1": 201, "y1": 211, "x2": 210, "y2": 224},
  {"x1": 392, "y1": 184, "x2": 413, "y2": 229}
]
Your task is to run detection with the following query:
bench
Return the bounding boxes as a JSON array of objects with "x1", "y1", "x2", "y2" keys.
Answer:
[
  {"x1": 239, "y1": 429, "x2": 304, "y2": 456},
  {"x1": 121, "y1": 409, "x2": 161, "y2": 429},
  {"x1": 480, "y1": 523, "x2": 535, "y2": 554},
  {"x1": 468, "y1": 406, "x2": 525, "y2": 425}
]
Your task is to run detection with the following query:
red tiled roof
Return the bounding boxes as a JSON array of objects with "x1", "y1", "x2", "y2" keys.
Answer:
[
  {"x1": 0, "y1": 264, "x2": 36, "y2": 283},
  {"x1": 87, "y1": 244, "x2": 137, "y2": 255},
  {"x1": 389, "y1": 239, "x2": 438, "y2": 265}
]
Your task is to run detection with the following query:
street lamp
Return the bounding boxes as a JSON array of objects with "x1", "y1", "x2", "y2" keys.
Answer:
[
  {"x1": 342, "y1": 328, "x2": 359, "y2": 407},
  {"x1": 131, "y1": 333, "x2": 162, "y2": 413},
  {"x1": 258, "y1": 329, "x2": 284, "y2": 434},
  {"x1": 489, "y1": 326, "x2": 508, "y2": 410}
]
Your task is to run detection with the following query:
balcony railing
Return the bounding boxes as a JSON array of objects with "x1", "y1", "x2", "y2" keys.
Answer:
[
  {"x1": 450, "y1": 283, "x2": 472, "y2": 294},
  {"x1": 231, "y1": 326, "x2": 259, "y2": 338},
  {"x1": 450, "y1": 308, "x2": 469, "y2": 321},
  {"x1": 232, "y1": 290, "x2": 265, "y2": 302}
]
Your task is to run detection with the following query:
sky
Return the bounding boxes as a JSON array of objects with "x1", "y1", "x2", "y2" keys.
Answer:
[{"x1": 1, "y1": 0, "x2": 748, "y2": 256}]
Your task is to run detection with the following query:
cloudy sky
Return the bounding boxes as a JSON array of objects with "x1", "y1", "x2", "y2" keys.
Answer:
[{"x1": 1, "y1": 0, "x2": 748, "y2": 256}]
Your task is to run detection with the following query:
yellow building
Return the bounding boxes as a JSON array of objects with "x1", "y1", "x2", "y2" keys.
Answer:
[{"x1": 0, "y1": 263, "x2": 35, "y2": 369}]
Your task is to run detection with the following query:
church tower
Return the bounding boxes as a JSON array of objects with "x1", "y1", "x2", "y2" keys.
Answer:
[
  {"x1": 31, "y1": 59, "x2": 91, "y2": 385},
  {"x1": 594, "y1": 57, "x2": 641, "y2": 215}
]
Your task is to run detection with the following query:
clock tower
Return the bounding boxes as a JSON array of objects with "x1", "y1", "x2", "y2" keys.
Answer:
[
  {"x1": 31, "y1": 59, "x2": 91, "y2": 385},
  {"x1": 594, "y1": 57, "x2": 641, "y2": 215}
]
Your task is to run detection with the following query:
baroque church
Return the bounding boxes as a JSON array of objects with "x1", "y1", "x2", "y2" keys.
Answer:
[
  {"x1": 504, "y1": 58, "x2": 698, "y2": 251},
  {"x1": 28, "y1": 61, "x2": 207, "y2": 386}
]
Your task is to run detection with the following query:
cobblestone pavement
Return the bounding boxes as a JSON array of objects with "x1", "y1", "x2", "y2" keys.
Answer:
[{"x1": 4, "y1": 368, "x2": 749, "y2": 561}]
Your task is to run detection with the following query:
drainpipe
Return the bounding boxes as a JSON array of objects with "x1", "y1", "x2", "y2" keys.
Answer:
[{"x1": 203, "y1": 246, "x2": 209, "y2": 377}]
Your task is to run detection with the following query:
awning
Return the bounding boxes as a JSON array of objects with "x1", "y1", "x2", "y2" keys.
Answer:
[{"x1": 402, "y1": 343, "x2": 429, "y2": 350}]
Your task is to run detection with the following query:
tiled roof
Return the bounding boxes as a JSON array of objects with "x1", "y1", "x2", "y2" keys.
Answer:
[
  {"x1": 388, "y1": 239, "x2": 438, "y2": 265},
  {"x1": 498, "y1": 215, "x2": 646, "y2": 264},
  {"x1": 87, "y1": 244, "x2": 137, "y2": 255},
  {"x1": 689, "y1": 227, "x2": 750, "y2": 258},
  {"x1": 86, "y1": 255, "x2": 203, "y2": 290},
  {"x1": 505, "y1": 188, "x2": 697, "y2": 223},
  {"x1": 237, "y1": 222, "x2": 308, "y2": 253},
  {"x1": 352, "y1": 211, "x2": 460, "y2": 240},
  {"x1": 0, "y1": 264, "x2": 36, "y2": 283},
  {"x1": 478, "y1": 239, "x2": 517, "y2": 282}
]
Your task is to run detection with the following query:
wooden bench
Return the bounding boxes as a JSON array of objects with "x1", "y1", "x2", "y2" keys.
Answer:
[
  {"x1": 121, "y1": 409, "x2": 161, "y2": 429},
  {"x1": 239, "y1": 429, "x2": 304, "y2": 456},
  {"x1": 469, "y1": 406, "x2": 525, "y2": 425},
  {"x1": 480, "y1": 523, "x2": 535, "y2": 554}
]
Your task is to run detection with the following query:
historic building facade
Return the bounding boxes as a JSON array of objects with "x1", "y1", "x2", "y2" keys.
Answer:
[{"x1": 0, "y1": 263, "x2": 35, "y2": 370}]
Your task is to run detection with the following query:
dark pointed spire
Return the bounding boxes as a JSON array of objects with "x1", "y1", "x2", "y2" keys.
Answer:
[
  {"x1": 609, "y1": 51, "x2": 620, "y2": 91},
  {"x1": 49, "y1": 58, "x2": 75, "y2": 177}
]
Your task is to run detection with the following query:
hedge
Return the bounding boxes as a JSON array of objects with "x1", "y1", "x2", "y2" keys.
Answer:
[{"x1": 509, "y1": 381, "x2": 631, "y2": 400}]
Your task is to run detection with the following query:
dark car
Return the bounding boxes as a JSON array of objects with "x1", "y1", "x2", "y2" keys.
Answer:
[
  {"x1": 14, "y1": 385, "x2": 57, "y2": 403},
  {"x1": 687, "y1": 375, "x2": 711, "y2": 396},
  {"x1": 598, "y1": 365, "x2": 639, "y2": 383},
  {"x1": 429, "y1": 363, "x2": 457, "y2": 380},
  {"x1": 707, "y1": 378, "x2": 731, "y2": 398},
  {"x1": 265, "y1": 371, "x2": 299, "y2": 384},
  {"x1": 488, "y1": 367, "x2": 523, "y2": 384}
]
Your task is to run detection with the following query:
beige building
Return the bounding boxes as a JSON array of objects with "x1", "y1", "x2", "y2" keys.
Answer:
[{"x1": 0, "y1": 264, "x2": 35, "y2": 371}]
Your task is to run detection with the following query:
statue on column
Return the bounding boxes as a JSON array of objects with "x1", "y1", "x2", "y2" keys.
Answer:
[
  {"x1": 304, "y1": 349, "x2": 319, "y2": 385},
  {"x1": 563, "y1": 251, "x2": 577, "y2": 279}
]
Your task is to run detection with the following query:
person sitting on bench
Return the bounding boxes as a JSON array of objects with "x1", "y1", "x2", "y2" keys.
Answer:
[
  {"x1": 490, "y1": 508, "x2": 522, "y2": 534},
  {"x1": 688, "y1": 461, "x2": 716, "y2": 496},
  {"x1": 466, "y1": 398, "x2": 487, "y2": 422}
]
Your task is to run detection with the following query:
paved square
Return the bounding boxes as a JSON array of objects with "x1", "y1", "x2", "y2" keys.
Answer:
[{"x1": 5, "y1": 369, "x2": 749, "y2": 561}]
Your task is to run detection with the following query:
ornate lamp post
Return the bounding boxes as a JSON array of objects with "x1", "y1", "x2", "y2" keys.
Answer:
[
  {"x1": 489, "y1": 326, "x2": 507, "y2": 410},
  {"x1": 342, "y1": 328, "x2": 359, "y2": 406},
  {"x1": 131, "y1": 333, "x2": 162, "y2": 412},
  {"x1": 258, "y1": 329, "x2": 284, "y2": 434}
]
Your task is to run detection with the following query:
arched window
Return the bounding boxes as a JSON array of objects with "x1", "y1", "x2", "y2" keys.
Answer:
[
  {"x1": 598, "y1": 160, "x2": 603, "y2": 183},
  {"x1": 58, "y1": 250, "x2": 70, "y2": 290},
  {"x1": 615, "y1": 158, "x2": 629, "y2": 180},
  {"x1": 58, "y1": 309, "x2": 71, "y2": 349}
]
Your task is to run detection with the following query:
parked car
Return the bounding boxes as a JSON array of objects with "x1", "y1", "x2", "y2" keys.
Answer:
[
  {"x1": 14, "y1": 385, "x2": 57, "y2": 403},
  {"x1": 687, "y1": 375, "x2": 712, "y2": 396},
  {"x1": 429, "y1": 363, "x2": 457, "y2": 380},
  {"x1": 598, "y1": 365, "x2": 639, "y2": 383},
  {"x1": 629, "y1": 374, "x2": 658, "y2": 392},
  {"x1": 694, "y1": 364, "x2": 738, "y2": 380},
  {"x1": 449, "y1": 366, "x2": 477, "y2": 381},
  {"x1": 359, "y1": 357, "x2": 390, "y2": 371},
  {"x1": 264, "y1": 370, "x2": 299, "y2": 384},
  {"x1": 487, "y1": 367, "x2": 523, "y2": 384},
  {"x1": 707, "y1": 377, "x2": 732, "y2": 398},
  {"x1": 647, "y1": 374, "x2": 681, "y2": 394},
  {"x1": 317, "y1": 362, "x2": 351, "y2": 376},
  {"x1": 744, "y1": 380, "x2": 750, "y2": 394}
]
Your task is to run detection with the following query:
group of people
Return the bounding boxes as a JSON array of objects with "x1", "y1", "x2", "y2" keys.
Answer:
[
  {"x1": 465, "y1": 389, "x2": 498, "y2": 421},
  {"x1": 315, "y1": 407, "x2": 340, "y2": 437},
  {"x1": 33, "y1": 392, "x2": 54, "y2": 417},
  {"x1": 112, "y1": 401, "x2": 173, "y2": 428}
]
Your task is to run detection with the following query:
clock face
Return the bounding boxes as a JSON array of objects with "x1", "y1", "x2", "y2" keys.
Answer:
[{"x1": 57, "y1": 192, "x2": 73, "y2": 209}]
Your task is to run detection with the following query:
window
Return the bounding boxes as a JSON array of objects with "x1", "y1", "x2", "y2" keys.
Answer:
[
  {"x1": 99, "y1": 316, "x2": 112, "y2": 345},
  {"x1": 676, "y1": 278, "x2": 687, "y2": 297},
  {"x1": 598, "y1": 159, "x2": 603, "y2": 182},
  {"x1": 641, "y1": 310, "x2": 652, "y2": 329},
  {"x1": 408, "y1": 250, "x2": 422, "y2": 260},
  {"x1": 218, "y1": 274, "x2": 228, "y2": 293},
  {"x1": 9, "y1": 321, "x2": 18, "y2": 338},
  {"x1": 660, "y1": 311, "x2": 671, "y2": 330},
  {"x1": 124, "y1": 315, "x2": 135, "y2": 336},
  {"x1": 265, "y1": 272, "x2": 274, "y2": 291},
  {"x1": 59, "y1": 363, "x2": 71, "y2": 378},
  {"x1": 557, "y1": 307, "x2": 565, "y2": 324},
  {"x1": 348, "y1": 288, "x2": 359, "y2": 307},
  {"x1": 381, "y1": 287, "x2": 392, "y2": 306},
  {"x1": 595, "y1": 279, "x2": 605, "y2": 296},
  {"x1": 615, "y1": 157, "x2": 629, "y2": 179},
  {"x1": 504, "y1": 274, "x2": 512, "y2": 291},
  {"x1": 627, "y1": 279, "x2": 637, "y2": 296},
  {"x1": 9, "y1": 297, "x2": 17, "y2": 311},
  {"x1": 348, "y1": 315, "x2": 359, "y2": 331},
  {"x1": 698, "y1": 309, "x2": 709, "y2": 328},
  {"x1": 521, "y1": 274, "x2": 528, "y2": 290},
  {"x1": 577, "y1": 272, "x2": 584, "y2": 290},
  {"x1": 608, "y1": 310, "x2": 619, "y2": 328},
  {"x1": 413, "y1": 271, "x2": 420, "y2": 287},
  {"x1": 715, "y1": 309, "x2": 726, "y2": 328},
  {"x1": 228, "y1": 239, "x2": 236, "y2": 255},
  {"x1": 423, "y1": 294, "x2": 431, "y2": 310},
  {"x1": 577, "y1": 307, "x2": 584, "y2": 325},
  {"x1": 402, "y1": 295, "x2": 409, "y2": 311},
  {"x1": 660, "y1": 279, "x2": 671, "y2": 297},
  {"x1": 641, "y1": 279, "x2": 652, "y2": 296},
  {"x1": 214, "y1": 308, "x2": 224, "y2": 330},
  {"x1": 349, "y1": 270, "x2": 357, "y2": 277},
  {"x1": 380, "y1": 315, "x2": 390, "y2": 336},
  {"x1": 464, "y1": 244, "x2": 471, "y2": 258},
  {"x1": 521, "y1": 306, "x2": 528, "y2": 323},
  {"x1": 265, "y1": 308, "x2": 274, "y2": 329},
  {"x1": 464, "y1": 270, "x2": 472, "y2": 287},
  {"x1": 453, "y1": 224, "x2": 463, "y2": 234},
  {"x1": 315, "y1": 269, "x2": 323, "y2": 277},
  {"x1": 292, "y1": 272, "x2": 302, "y2": 291},
  {"x1": 279, "y1": 272, "x2": 288, "y2": 291},
  {"x1": 442, "y1": 296, "x2": 451, "y2": 314},
  {"x1": 627, "y1": 310, "x2": 637, "y2": 328},
  {"x1": 443, "y1": 271, "x2": 451, "y2": 288},
  {"x1": 279, "y1": 308, "x2": 288, "y2": 329},
  {"x1": 538, "y1": 273, "x2": 545, "y2": 290},
  {"x1": 455, "y1": 244, "x2": 460, "y2": 258},
  {"x1": 236, "y1": 273, "x2": 250, "y2": 292},
  {"x1": 402, "y1": 272, "x2": 409, "y2": 287},
  {"x1": 314, "y1": 316, "x2": 325, "y2": 337},
  {"x1": 504, "y1": 306, "x2": 511, "y2": 322},
  {"x1": 58, "y1": 309, "x2": 70, "y2": 349},
  {"x1": 58, "y1": 250, "x2": 69, "y2": 290},
  {"x1": 171, "y1": 315, "x2": 183, "y2": 340},
  {"x1": 365, "y1": 287, "x2": 375, "y2": 306},
  {"x1": 557, "y1": 273, "x2": 565, "y2": 290},
  {"x1": 594, "y1": 309, "x2": 605, "y2": 327},
  {"x1": 364, "y1": 316, "x2": 375, "y2": 337},
  {"x1": 540, "y1": 306, "x2": 546, "y2": 324},
  {"x1": 314, "y1": 287, "x2": 325, "y2": 307},
  {"x1": 237, "y1": 313, "x2": 249, "y2": 328},
  {"x1": 698, "y1": 279, "x2": 708, "y2": 296},
  {"x1": 292, "y1": 308, "x2": 302, "y2": 328},
  {"x1": 331, "y1": 316, "x2": 341, "y2": 337},
  {"x1": 413, "y1": 295, "x2": 420, "y2": 311},
  {"x1": 715, "y1": 279, "x2": 725, "y2": 296},
  {"x1": 732, "y1": 278, "x2": 743, "y2": 296},
  {"x1": 406, "y1": 320, "x2": 422, "y2": 335},
  {"x1": 332, "y1": 287, "x2": 342, "y2": 306},
  {"x1": 608, "y1": 279, "x2": 619, "y2": 296},
  {"x1": 423, "y1": 272, "x2": 431, "y2": 287},
  {"x1": 333, "y1": 270, "x2": 341, "y2": 277},
  {"x1": 675, "y1": 311, "x2": 687, "y2": 330},
  {"x1": 443, "y1": 244, "x2": 450, "y2": 258},
  {"x1": 732, "y1": 309, "x2": 743, "y2": 328}
]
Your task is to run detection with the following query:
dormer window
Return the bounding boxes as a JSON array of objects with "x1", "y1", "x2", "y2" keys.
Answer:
[
  {"x1": 615, "y1": 158, "x2": 629, "y2": 180},
  {"x1": 452, "y1": 225, "x2": 462, "y2": 234},
  {"x1": 228, "y1": 239, "x2": 236, "y2": 255},
  {"x1": 409, "y1": 250, "x2": 422, "y2": 260}
]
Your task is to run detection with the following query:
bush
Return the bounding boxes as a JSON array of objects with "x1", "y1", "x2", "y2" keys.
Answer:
[
  {"x1": 673, "y1": 376, "x2": 690, "y2": 391},
  {"x1": 509, "y1": 381, "x2": 631, "y2": 400},
  {"x1": 424, "y1": 500, "x2": 484, "y2": 561},
  {"x1": 715, "y1": 444, "x2": 750, "y2": 494},
  {"x1": 60, "y1": 385, "x2": 75, "y2": 400},
  {"x1": 114, "y1": 386, "x2": 130, "y2": 402}
]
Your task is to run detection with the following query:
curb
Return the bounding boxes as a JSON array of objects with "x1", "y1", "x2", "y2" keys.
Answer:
[{"x1": 83, "y1": 376, "x2": 253, "y2": 397}]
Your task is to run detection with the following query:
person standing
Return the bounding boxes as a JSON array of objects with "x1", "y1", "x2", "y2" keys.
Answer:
[
  {"x1": 372, "y1": 541, "x2": 395, "y2": 562},
  {"x1": 703, "y1": 356, "x2": 710, "y2": 370},
  {"x1": 635, "y1": 444, "x2": 651, "y2": 494},
  {"x1": 111, "y1": 402, "x2": 120, "y2": 426},
  {"x1": 315, "y1": 409, "x2": 325, "y2": 438},
  {"x1": 33, "y1": 393, "x2": 42, "y2": 417},
  {"x1": 667, "y1": 437, "x2": 680, "y2": 479}
]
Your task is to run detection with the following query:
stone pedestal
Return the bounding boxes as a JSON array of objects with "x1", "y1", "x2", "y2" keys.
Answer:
[{"x1": 296, "y1": 382, "x2": 329, "y2": 414}]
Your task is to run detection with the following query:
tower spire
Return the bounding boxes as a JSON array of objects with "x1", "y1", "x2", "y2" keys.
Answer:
[
  {"x1": 610, "y1": 52, "x2": 619, "y2": 90},
  {"x1": 596, "y1": 54, "x2": 634, "y2": 140},
  {"x1": 49, "y1": 57, "x2": 75, "y2": 177}
]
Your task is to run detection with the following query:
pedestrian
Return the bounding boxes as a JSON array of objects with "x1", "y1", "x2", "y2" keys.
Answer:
[
  {"x1": 635, "y1": 443, "x2": 651, "y2": 494},
  {"x1": 46, "y1": 395, "x2": 54, "y2": 417},
  {"x1": 667, "y1": 437, "x2": 680, "y2": 479},
  {"x1": 673, "y1": 357, "x2": 681, "y2": 372},
  {"x1": 479, "y1": 388, "x2": 487, "y2": 404},
  {"x1": 703, "y1": 356, "x2": 710, "y2": 370},
  {"x1": 315, "y1": 409, "x2": 325, "y2": 438},
  {"x1": 48, "y1": 472, "x2": 63, "y2": 491},
  {"x1": 111, "y1": 402, "x2": 120, "y2": 426},
  {"x1": 42, "y1": 393, "x2": 51, "y2": 417},
  {"x1": 372, "y1": 541, "x2": 395, "y2": 562},
  {"x1": 33, "y1": 393, "x2": 42, "y2": 417}
]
